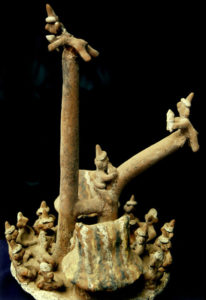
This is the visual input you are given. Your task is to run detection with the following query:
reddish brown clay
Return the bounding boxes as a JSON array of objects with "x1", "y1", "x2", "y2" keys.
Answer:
[{"x1": 5, "y1": 4, "x2": 199, "y2": 300}]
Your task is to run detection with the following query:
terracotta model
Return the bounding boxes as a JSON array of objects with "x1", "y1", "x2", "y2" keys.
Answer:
[{"x1": 5, "y1": 4, "x2": 199, "y2": 300}]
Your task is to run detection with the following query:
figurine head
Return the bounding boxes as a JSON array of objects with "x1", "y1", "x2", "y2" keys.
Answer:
[
  {"x1": 145, "y1": 208, "x2": 158, "y2": 224},
  {"x1": 17, "y1": 212, "x2": 29, "y2": 228},
  {"x1": 94, "y1": 144, "x2": 109, "y2": 171},
  {"x1": 36, "y1": 201, "x2": 50, "y2": 216},
  {"x1": 161, "y1": 219, "x2": 175, "y2": 234},
  {"x1": 177, "y1": 95, "x2": 193, "y2": 118},
  {"x1": 157, "y1": 235, "x2": 172, "y2": 251},
  {"x1": 124, "y1": 195, "x2": 137, "y2": 214}
]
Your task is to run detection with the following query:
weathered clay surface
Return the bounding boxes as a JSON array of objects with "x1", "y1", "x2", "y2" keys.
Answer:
[
  {"x1": 11, "y1": 264, "x2": 88, "y2": 300},
  {"x1": 7, "y1": 200, "x2": 176, "y2": 299},
  {"x1": 11, "y1": 260, "x2": 170, "y2": 300},
  {"x1": 5, "y1": 3, "x2": 199, "y2": 300},
  {"x1": 63, "y1": 215, "x2": 142, "y2": 292}
]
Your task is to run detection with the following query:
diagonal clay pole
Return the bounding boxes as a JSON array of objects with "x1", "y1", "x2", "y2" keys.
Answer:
[
  {"x1": 45, "y1": 4, "x2": 99, "y2": 261},
  {"x1": 116, "y1": 92, "x2": 199, "y2": 194}
]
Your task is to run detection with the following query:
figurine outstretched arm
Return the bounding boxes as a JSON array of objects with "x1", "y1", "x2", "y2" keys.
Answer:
[{"x1": 116, "y1": 92, "x2": 199, "y2": 193}]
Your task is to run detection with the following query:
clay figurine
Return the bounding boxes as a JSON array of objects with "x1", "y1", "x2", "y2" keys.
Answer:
[{"x1": 5, "y1": 4, "x2": 199, "y2": 300}]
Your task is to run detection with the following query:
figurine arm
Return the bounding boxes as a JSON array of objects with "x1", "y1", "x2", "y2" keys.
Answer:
[
  {"x1": 116, "y1": 93, "x2": 199, "y2": 193},
  {"x1": 101, "y1": 171, "x2": 118, "y2": 182}
]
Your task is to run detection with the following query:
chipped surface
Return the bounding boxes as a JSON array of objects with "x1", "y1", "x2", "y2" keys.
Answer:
[
  {"x1": 5, "y1": 3, "x2": 200, "y2": 300},
  {"x1": 63, "y1": 215, "x2": 142, "y2": 292}
]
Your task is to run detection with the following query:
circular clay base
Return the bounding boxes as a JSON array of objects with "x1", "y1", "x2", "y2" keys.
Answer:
[
  {"x1": 10, "y1": 263, "x2": 85, "y2": 300},
  {"x1": 11, "y1": 263, "x2": 169, "y2": 300}
]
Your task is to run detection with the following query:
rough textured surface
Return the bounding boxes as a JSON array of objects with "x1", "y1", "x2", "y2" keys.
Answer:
[
  {"x1": 63, "y1": 216, "x2": 142, "y2": 292},
  {"x1": 5, "y1": 3, "x2": 199, "y2": 300},
  {"x1": 11, "y1": 264, "x2": 87, "y2": 300},
  {"x1": 11, "y1": 262, "x2": 170, "y2": 300},
  {"x1": 6, "y1": 200, "x2": 175, "y2": 299}
]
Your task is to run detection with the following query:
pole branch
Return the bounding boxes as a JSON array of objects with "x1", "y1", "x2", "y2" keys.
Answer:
[{"x1": 117, "y1": 92, "x2": 199, "y2": 193}]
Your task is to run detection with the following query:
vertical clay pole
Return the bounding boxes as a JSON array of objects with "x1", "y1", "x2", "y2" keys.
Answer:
[
  {"x1": 45, "y1": 4, "x2": 99, "y2": 261},
  {"x1": 55, "y1": 48, "x2": 80, "y2": 260}
]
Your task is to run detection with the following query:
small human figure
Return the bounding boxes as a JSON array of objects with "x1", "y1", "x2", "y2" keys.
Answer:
[
  {"x1": 132, "y1": 223, "x2": 148, "y2": 256},
  {"x1": 123, "y1": 195, "x2": 138, "y2": 221},
  {"x1": 16, "y1": 265, "x2": 37, "y2": 283},
  {"x1": 145, "y1": 208, "x2": 158, "y2": 242},
  {"x1": 9, "y1": 240, "x2": 25, "y2": 266},
  {"x1": 154, "y1": 219, "x2": 175, "y2": 270},
  {"x1": 16, "y1": 212, "x2": 37, "y2": 246},
  {"x1": 135, "y1": 208, "x2": 158, "y2": 243},
  {"x1": 33, "y1": 201, "x2": 56, "y2": 234},
  {"x1": 5, "y1": 221, "x2": 18, "y2": 242},
  {"x1": 166, "y1": 94, "x2": 199, "y2": 152},
  {"x1": 93, "y1": 144, "x2": 118, "y2": 189},
  {"x1": 37, "y1": 261, "x2": 63, "y2": 291},
  {"x1": 161, "y1": 219, "x2": 175, "y2": 240},
  {"x1": 144, "y1": 247, "x2": 164, "y2": 290},
  {"x1": 143, "y1": 218, "x2": 175, "y2": 290}
]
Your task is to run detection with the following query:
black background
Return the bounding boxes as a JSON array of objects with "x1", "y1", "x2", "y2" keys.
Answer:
[{"x1": 0, "y1": 1, "x2": 205, "y2": 299}]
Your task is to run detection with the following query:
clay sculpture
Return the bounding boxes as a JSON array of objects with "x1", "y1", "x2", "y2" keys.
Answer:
[{"x1": 5, "y1": 4, "x2": 199, "y2": 300}]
